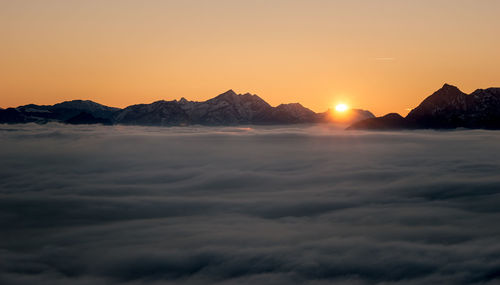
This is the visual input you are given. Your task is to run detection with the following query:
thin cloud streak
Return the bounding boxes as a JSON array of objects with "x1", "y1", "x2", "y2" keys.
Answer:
[{"x1": 373, "y1": 57, "x2": 396, "y2": 61}]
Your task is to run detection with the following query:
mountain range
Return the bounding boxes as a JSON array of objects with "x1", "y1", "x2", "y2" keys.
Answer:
[
  {"x1": 0, "y1": 90, "x2": 374, "y2": 126},
  {"x1": 348, "y1": 84, "x2": 500, "y2": 130},
  {"x1": 4, "y1": 84, "x2": 499, "y2": 129}
]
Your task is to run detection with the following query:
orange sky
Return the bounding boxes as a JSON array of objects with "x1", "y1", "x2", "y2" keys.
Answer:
[{"x1": 1, "y1": 0, "x2": 499, "y2": 116}]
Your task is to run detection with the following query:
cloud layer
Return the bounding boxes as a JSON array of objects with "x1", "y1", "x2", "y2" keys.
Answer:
[{"x1": 1, "y1": 124, "x2": 500, "y2": 284}]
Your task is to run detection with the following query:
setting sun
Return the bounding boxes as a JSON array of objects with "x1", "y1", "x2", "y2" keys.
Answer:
[{"x1": 335, "y1": 103, "x2": 349, "y2": 112}]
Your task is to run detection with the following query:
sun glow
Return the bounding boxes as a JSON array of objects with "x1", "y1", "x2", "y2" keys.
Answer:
[{"x1": 335, "y1": 103, "x2": 349, "y2": 112}]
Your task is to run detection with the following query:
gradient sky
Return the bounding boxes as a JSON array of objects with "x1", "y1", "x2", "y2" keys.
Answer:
[{"x1": 1, "y1": 0, "x2": 499, "y2": 115}]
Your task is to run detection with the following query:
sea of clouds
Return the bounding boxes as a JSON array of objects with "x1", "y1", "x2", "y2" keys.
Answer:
[{"x1": 1, "y1": 123, "x2": 500, "y2": 285}]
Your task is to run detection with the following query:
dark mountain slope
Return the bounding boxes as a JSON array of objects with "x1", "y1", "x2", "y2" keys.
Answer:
[
  {"x1": 1, "y1": 91, "x2": 373, "y2": 126},
  {"x1": 65, "y1": 112, "x2": 113, "y2": 125},
  {"x1": 348, "y1": 84, "x2": 500, "y2": 130},
  {"x1": 113, "y1": 101, "x2": 189, "y2": 126},
  {"x1": 8, "y1": 100, "x2": 120, "y2": 124},
  {"x1": 112, "y1": 90, "x2": 373, "y2": 126},
  {"x1": 347, "y1": 113, "x2": 416, "y2": 130}
]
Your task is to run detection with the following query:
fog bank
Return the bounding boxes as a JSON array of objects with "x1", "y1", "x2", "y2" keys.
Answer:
[{"x1": 1, "y1": 124, "x2": 500, "y2": 284}]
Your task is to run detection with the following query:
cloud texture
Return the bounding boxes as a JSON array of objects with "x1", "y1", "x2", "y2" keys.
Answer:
[{"x1": 1, "y1": 124, "x2": 500, "y2": 284}]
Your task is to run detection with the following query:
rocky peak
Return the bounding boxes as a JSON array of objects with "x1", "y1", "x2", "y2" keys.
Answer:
[
  {"x1": 274, "y1": 103, "x2": 314, "y2": 116},
  {"x1": 178, "y1": 97, "x2": 190, "y2": 104},
  {"x1": 276, "y1": 103, "x2": 304, "y2": 110},
  {"x1": 213, "y1": 90, "x2": 238, "y2": 100},
  {"x1": 470, "y1": 88, "x2": 500, "y2": 97},
  {"x1": 428, "y1": 83, "x2": 466, "y2": 100},
  {"x1": 352, "y1": 84, "x2": 500, "y2": 130},
  {"x1": 383, "y1": 113, "x2": 405, "y2": 120},
  {"x1": 440, "y1": 83, "x2": 460, "y2": 92},
  {"x1": 406, "y1": 83, "x2": 468, "y2": 122},
  {"x1": 53, "y1": 100, "x2": 118, "y2": 111},
  {"x1": 347, "y1": 112, "x2": 413, "y2": 130}
]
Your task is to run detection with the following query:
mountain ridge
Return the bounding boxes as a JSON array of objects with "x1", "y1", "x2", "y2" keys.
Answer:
[
  {"x1": 0, "y1": 90, "x2": 374, "y2": 126},
  {"x1": 349, "y1": 84, "x2": 500, "y2": 130}
]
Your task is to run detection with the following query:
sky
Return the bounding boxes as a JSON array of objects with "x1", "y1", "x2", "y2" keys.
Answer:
[
  {"x1": 2, "y1": 124, "x2": 500, "y2": 284},
  {"x1": 1, "y1": 0, "x2": 499, "y2": 115}
]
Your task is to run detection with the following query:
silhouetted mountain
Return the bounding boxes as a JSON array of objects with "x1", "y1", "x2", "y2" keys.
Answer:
[
  {"x1": 317, "y1": 108, "x2": 375, "y2": 124},
  {"x1": 114, "y1": 91, "x2": 373, "y2": 125},
  {"x1": 0, "y1": 108, "x2": 27, "y2": 124},
  {"x1": 65, "y1": 112, "x2": 113, "y2": 125},
  {"x1": 348, "y1": 84, "x2": 500, "y2": 130},
  {"x1": 51, "y1": 100, "x2": 119, "y2": 119},
  {"x1": 347, "y1": 113, "x2": 416, "y2": 130},
  {"x1": 1, "y1": 91, "x2": 373, "y2": 126},
  {"x1": 268, "y1": 103, "x2": 318, "y2": 124},
  {"x1": 3, "y1": 100, "x2": 120, "y2": 124},
  {"x1": 407, "y1": 84, "x2": 500, "y2": 129},
  {"x1": 180, "y1": 90, "x2": 274, "y2": 125},
  {"x1": 351, "y1": 109, "x2": 376, "y2": 122},
  {"x1": 114, "y1": 101, "x2": 189, "y2": 126}
]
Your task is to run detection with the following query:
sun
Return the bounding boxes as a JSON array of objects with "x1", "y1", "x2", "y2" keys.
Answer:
[{"x1": 335, "y1": 103, "x2": 349, "y2": 112}]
